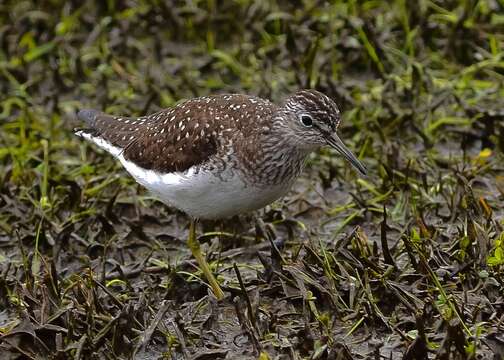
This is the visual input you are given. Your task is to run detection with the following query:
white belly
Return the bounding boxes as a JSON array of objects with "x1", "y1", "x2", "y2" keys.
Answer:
[
  {"x1": 120, "y1": 156, "x2": 292, "y2": 219},
  {"x1": 77, "y1": 131, "x2": 294, "y2": 219}
]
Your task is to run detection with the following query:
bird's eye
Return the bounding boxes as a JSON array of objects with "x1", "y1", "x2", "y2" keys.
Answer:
[{"x1": 300, "y1": 114, "x2": 313, "y2": 127}]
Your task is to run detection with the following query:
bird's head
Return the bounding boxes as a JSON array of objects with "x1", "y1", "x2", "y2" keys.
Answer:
[{"x1": 280, "y1": 89, "x2": 367, "y2": 176}]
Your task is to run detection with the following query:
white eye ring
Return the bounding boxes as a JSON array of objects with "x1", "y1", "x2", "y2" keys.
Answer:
[{"x1": 300, "y1": 114, "x2": 313, "y2": 127}]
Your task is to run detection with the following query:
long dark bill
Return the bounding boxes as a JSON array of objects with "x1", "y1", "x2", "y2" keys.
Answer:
[{"x1": 326, "y1": 134, "x2": 367, "y2": 176}]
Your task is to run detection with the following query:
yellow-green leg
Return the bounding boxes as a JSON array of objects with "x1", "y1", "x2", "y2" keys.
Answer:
[{"x1": 187, "y1": 219, "x2": 224, "y2": 300}]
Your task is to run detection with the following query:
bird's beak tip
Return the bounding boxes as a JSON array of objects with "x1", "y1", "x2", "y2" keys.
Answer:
[
  {"x1": 356, "y1": 164, "x2": 368, "y2": 177},
  {"x1": 326, "y1": 134, "x2": 367, "y2": 177}
]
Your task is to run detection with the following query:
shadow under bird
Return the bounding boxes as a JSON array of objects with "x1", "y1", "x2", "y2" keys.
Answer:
[{"x1": 75, "y1": 89, "x2": 367, "y2": 299}]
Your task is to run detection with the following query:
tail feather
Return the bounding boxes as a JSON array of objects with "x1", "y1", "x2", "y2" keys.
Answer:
[
  {"x1": 75, "y1": 108, "x2": 144, "y2": 159},
  {"x1": 77, "y1": 109, "x2": 101, "y2": 127}
]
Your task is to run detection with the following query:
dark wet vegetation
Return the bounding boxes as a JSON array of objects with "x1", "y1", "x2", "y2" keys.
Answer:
[{"x1": 1, "y1": 0, "x2": 504, "y2": 359}]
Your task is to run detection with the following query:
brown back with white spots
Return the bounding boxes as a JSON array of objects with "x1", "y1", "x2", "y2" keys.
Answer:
[{"x1": 79, "y1": 94, "x2": 275, "y2": 173}]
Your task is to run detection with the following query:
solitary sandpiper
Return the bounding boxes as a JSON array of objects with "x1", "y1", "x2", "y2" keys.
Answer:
[{"x1": 75, "y1": 89, "x2": 367, "y2": 299}]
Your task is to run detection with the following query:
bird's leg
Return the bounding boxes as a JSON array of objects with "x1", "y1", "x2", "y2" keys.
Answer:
[{"x1": 187, "y1": 219, "x2": 225, "y2": 300}]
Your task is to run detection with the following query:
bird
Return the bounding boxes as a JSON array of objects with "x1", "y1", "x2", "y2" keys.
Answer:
[{"x1": 75, "y1": 89, "x2": 367, "y2": 299}]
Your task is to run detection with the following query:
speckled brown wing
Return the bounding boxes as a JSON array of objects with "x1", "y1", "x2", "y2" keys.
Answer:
[
  {"x1": 121, "y1": 105, "x2": 220, "y2": 173},
  {"x1": 76, "y1": 109, "x2": 141, "y2": 149},
  {"x1": 119, "y1": 95, "x2": 276, "y2": 174},
  {"x1": 77, "y1": 94, "x2": 276, "y2": 174},
  {"x1": 77, "y1": 107, "x2": 219, "y2": 174}
]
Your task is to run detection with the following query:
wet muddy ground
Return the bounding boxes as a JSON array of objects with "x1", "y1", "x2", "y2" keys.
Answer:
[{"x1": 1, "y1": 1, "x2": 503, "y2": 359}]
